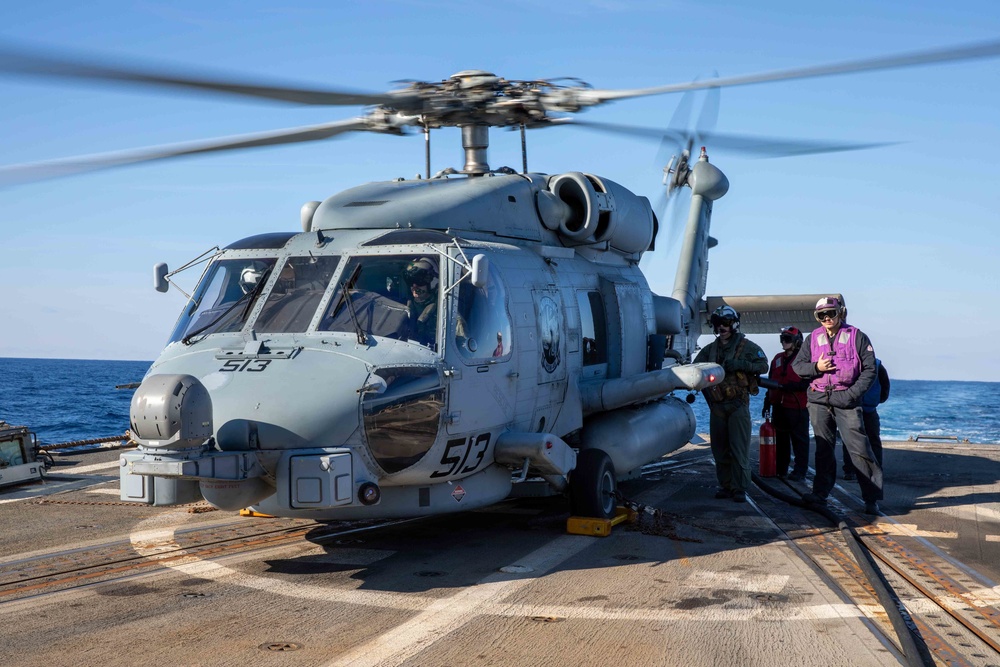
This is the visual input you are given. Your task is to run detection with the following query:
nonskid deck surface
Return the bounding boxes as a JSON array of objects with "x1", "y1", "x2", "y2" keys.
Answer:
[{"x1": 0, "y1": 441, "x2": 998, "y2": 666}]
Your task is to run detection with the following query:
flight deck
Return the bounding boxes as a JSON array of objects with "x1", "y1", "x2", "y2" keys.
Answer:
[{"x1": 1, "y1": 438, "x2": 998, "y2": 667}]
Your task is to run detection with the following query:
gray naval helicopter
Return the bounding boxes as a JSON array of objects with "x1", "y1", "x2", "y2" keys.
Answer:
[{"x1": 2, "y1": 40, "x2": 998, "y2": 519}]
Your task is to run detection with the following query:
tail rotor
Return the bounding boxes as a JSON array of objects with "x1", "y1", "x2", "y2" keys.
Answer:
[{"x1": 653, "y1": 78, "x2": 719, "y2": 251}]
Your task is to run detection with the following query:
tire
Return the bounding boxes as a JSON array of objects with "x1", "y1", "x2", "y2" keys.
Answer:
[{"x1": 570, "y1": 448, "x2": 617, "y2": 519}]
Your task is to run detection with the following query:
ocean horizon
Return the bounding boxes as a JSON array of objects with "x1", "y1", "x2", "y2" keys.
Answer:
[{"x1": 1, "y1": 357, "x2": 997, "y2": 446}]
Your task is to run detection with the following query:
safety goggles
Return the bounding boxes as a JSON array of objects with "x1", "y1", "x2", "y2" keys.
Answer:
[
  {"x1": 711, "y1": 317, "x2": 736, "y2": 328},
  {"x1": 815, "y1": 309, "x2": 838, "y2": 321},
  {"x1": 779, "y1": 334, "x2": 795, "y2": 343}
]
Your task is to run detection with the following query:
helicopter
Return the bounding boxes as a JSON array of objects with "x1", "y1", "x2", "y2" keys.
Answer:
[{"x1": 2, "y1": 40, "x2": 998, "y2": 520}]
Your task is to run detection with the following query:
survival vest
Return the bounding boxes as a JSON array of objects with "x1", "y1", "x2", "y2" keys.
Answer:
[
  {"x1": 809, "y1": 324, "x2": 861, "y2": 393},
  {"x1": 704, "y1": 336, "x2": 760, "y2": 404}
]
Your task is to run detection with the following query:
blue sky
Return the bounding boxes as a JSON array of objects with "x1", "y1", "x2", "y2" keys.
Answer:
[{"x1": 0, "y1": 1, "x2": 998, "y2": 381}]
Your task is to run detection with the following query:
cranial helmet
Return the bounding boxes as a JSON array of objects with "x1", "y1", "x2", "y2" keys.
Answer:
[
  {"x1": 710, "y1": 305, "x2": 740, "y2": 334},
  {"x1": 780, "y1": 325, "x2": 803, "y2": 348},
  {"x1": 814, "y1": 296, "x2": 845, "y2": 322},
  {"x1": 404, "y1": 257, "x2": 438, "y2": 289}
]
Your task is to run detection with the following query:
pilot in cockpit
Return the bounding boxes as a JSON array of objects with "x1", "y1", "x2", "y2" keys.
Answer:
[
  {"x1": 239, "y1": 265, "x2": 266, "y2": 294},
  {"x1": 403, "y1": 258, "x2": 439, "y2": 346}
]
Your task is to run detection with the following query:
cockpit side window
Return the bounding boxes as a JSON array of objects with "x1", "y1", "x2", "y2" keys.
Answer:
[
  {"x1": 455, "y1": 263, "x2": 512, "y2": 361},
  {"x1": 168, "y1": 257, "x2": 277, "y2": 344},
  {"x1": 318, "y1": 254, "x2": 441, "y2": 350},
  {"x1": 253, "y1": 256, "x2": 340, "y2": 333}
]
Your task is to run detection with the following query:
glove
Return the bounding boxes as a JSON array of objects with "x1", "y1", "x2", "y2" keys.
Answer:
[{"x1": 417, "y1": 302, "x2": 436, "y2": 323}]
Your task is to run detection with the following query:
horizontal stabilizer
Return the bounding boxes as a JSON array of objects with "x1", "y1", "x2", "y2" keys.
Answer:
[{"x1": 703, "y1": 294, "x2": 844, "y2": 335}]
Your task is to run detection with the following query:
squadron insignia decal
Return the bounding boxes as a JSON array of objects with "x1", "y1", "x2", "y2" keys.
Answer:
[{"x1": 537, "y1": 295, "x2": 562, "y2": 374}]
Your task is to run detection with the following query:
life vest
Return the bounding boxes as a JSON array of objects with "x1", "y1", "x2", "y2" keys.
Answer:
[
  {"x1": 768, "y1": 351, "x2": 807, "y2": 409},
  {"x1": 809, "y1": 324, "x2": 860, "y2": 392}
]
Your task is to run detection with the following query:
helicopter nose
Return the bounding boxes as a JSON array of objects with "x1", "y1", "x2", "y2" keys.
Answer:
[{"x1": 207, "y1": 353, "x2": 371, "y2": 452}]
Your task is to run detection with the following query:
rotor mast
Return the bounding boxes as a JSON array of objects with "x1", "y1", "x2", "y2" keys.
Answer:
[{"x1": 461, "y1": 124, "x2": 490, "y2": 175}]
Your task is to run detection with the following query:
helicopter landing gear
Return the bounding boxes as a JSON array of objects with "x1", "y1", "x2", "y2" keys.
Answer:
[{"x1": 570, "y1": 448, "x2": 617, "y2": 520}]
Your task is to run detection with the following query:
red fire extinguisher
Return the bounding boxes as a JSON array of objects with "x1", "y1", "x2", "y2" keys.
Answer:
[{"x1": 759, "y1": 417, "x2": 777, "y2": 477}]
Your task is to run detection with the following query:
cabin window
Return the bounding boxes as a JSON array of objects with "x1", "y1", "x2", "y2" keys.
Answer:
[
  {"x1": 362, "y1": 366, "x2": 444, "y2": 473},
  {"x1": 578, "y1": 291, "x2": 608, "y2": 366},
  {"x1": 319, "y1": 254, "x2": 440, "y2": 350},
  {"x1": 168, "y1": 257, "x2": 278, "y2": 344},
  {"x1": 253, "y1": 256, "x2": 340, "y2": 333},
  {"x1": 455, "y1": 264, "x2": 512, "y2": 361}
]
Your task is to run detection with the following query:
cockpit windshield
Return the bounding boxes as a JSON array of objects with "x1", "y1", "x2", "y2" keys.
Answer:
[
  {"x1": 319, "y1": 254, "x2": 440, "y2": 350},
  {"x1": 168, "y1": 257, "x2": 277, "y2": 344},
  {"x1": 253, "y1": 255, "x2": 340, "y2": 333}
]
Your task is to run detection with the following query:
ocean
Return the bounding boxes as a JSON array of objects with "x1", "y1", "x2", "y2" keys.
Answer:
[{"x1": 1, "y1": 357, "x2": 998, "y2": 445}]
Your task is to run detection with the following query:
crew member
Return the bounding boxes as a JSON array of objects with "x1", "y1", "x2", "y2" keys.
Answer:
[
  {"x1": 845, "y1": 358, "x2": 890, "y2": 480},
  {"x1": 695, "y1": 305, "x2": 769, "y2": 503},
  {"x1": 762, "y1": 326, "x2": 810, "y2": 481},
  {"x1": 792, "y1": 296, "x2": 883, "y2": 515},
  {"x1": 404, "y1": 258, "x2": 439, "y2": 347}
]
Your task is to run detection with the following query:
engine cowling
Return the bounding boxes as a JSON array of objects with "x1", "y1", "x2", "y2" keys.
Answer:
[{"x1": 537, "y1": 172, "x2": 654, "y2": 254}]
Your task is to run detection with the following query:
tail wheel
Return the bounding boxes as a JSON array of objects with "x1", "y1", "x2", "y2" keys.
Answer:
[{"x1": 570, "y1": 448, "x2": 617, "y2": 519}]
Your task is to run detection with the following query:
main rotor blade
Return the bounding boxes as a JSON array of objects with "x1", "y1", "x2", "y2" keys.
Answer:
[
  {"x1": 548, "y1": 118, "x2": 897, "y2": 157},
  {"x1": 0, "y1": 43, "x2": 419, "y2": 108},
  {"x1": 697, "y1": 132, "x2": 898, "y2": 157},
  {"x1": 577, "y1": 39, "x2": 1000, "y2": 105},
  {"x1": 0, "y1": 117, "x2": 377, "y2": 186},
  {"x1": 655, "y1": 82, "x2": 720, "y2": 165}
]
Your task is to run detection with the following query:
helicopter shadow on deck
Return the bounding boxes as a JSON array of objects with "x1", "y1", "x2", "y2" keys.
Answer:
[
  {"x1": 262, "y1": 460, "x2": 782, "y2": 594},
  {"x1": 257, "y1": 444, "x2": 1000, "y2": 596}
]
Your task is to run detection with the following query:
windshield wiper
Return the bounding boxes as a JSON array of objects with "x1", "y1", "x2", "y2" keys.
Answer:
[
  {"x1": 343, "y1": 285, "x2": 367, "y2": 344},
  {"x1": 331, "y1": 265, "x2": 367, "y2": 344},
  {"x1": 182, "y1": 266, "x2": 273, "y2": 345}
]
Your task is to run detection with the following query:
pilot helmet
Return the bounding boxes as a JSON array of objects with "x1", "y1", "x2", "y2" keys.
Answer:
[
  {"x1": 239, "y1": 266, "x2": 265, "y2": 294},
  {"x1": 404, "y1": 257, "x2": 438, "y2": 289},
  {"x1": 779, "y1": 325, "x2": 803, "y2": 348},
  {"x1": 814, "y1": 296, "x2": 845, "y2": 322},
  {"x1": 710, "y1": 305, "x2": 740, "y2": 333}
]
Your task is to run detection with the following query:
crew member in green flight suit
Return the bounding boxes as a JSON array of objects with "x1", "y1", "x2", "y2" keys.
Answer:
[{"x1": 695, "y1": 305, "x2": 769, "y2": 503}]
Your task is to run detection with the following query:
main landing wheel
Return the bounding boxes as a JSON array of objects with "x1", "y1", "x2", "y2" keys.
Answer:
[{"x1": 570, "y1": 448, "x2": 617, "y2": 519}]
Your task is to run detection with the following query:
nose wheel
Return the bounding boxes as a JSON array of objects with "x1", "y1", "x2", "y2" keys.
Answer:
[{"x1": 570, "y1": 448, "x2": 617, "y2": 519}]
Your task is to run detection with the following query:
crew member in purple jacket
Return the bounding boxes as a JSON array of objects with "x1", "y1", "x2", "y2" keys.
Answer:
[{"x1": 792, "y1": 296, "x2": 884, "y2": 515}]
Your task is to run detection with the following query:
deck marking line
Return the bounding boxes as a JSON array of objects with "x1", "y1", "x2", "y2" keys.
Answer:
[
  {"x1": 489, "y1": 602, "x2": 866, "y2": 622},
  {"x1": 50, "y1": 460, "x2": 121, "y2": 474},
  {"x1": 326, "y1": 534, "x2": 593, "y2": 667},
  {"x1": 85, "y1": 488, "x2": 121, "y2": 496},
  {"x1": 128, "y1": 516, "x2": 438, "y2": 610},
  {"x1": 683, "y1": 570, "x2": 789, "y2": 594}
]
